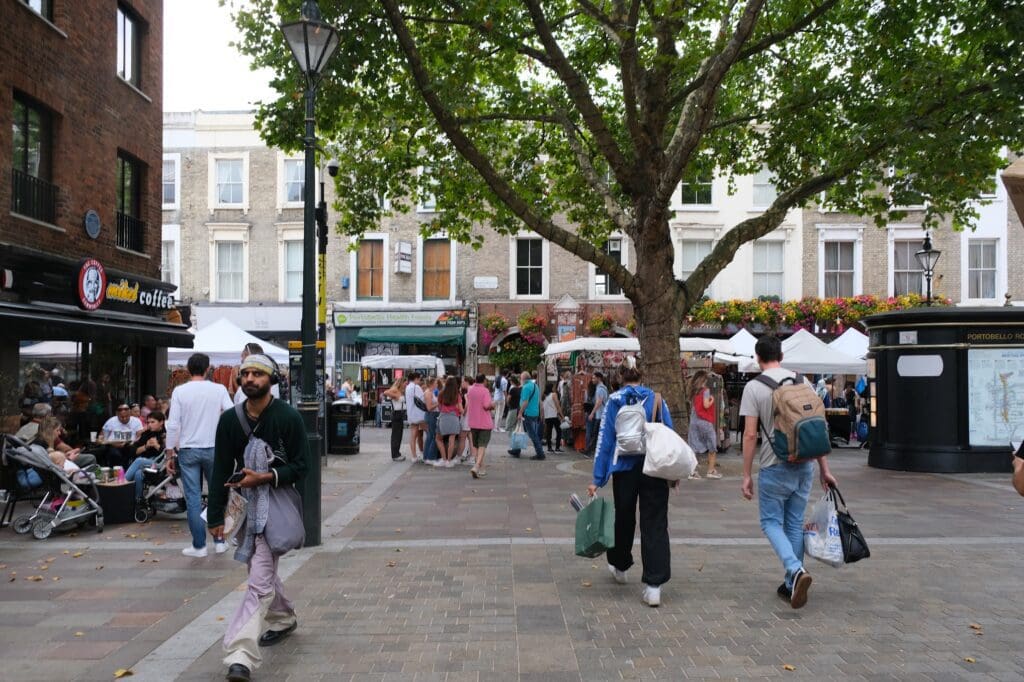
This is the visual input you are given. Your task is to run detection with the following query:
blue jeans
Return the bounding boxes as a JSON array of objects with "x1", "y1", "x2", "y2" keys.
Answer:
[
  {"x1": 422, "y1": 412, "x2": 439, "y2": 461},
  {"x1": 758, "y1": 461, "x2": 814, "y2": 588},
  {"x1": 178, "y1": 447, "x2": 214, "y2": 549},
  {"x1": 585, "y1": 418, "x2": 601, "y2": 454},
  {"x1": 523, "y1": 416, "x2": 545, "y2": 458},
  {"x1": 124, "y1": 457, "x2": 154, "y2": 500}
]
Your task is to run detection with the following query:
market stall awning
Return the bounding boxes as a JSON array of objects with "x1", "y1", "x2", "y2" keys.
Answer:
[{"x1": 355, "y1": 326, "x2": 465, "y2": 345}]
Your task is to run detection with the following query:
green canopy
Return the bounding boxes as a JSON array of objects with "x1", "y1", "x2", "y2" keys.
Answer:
[{"x1": 355, "y1": 326, "x2": 465, "y2": 345}]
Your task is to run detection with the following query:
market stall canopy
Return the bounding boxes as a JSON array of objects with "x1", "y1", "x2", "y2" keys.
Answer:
[
  {"x1": 360, "y1": 354, "x2": 445, "y2": 375},
  {"x1": 679, "y1": 337, "x2": 735, "y2": 354},
  {"x1": 729, "y1": 328, "x2": 758, "y2": 357},
  {"x1": 543, "y1": 337, "x2": 639, "y2": 356},
  {"x1": 355, "y1": 326, "x2": 464, "y2": 345},
  {"x1": 828, "y1": 328, "x2": 869, "y2": 359},
  {"x1": 166, "y1": 318, "x2": 289, "y2": 366},
  {"x1": 20, "y1": 340, "x2": 84, "y2": 361},
  {"x1": 738, "y1": 329, "x2": 867, "y2": 374}
]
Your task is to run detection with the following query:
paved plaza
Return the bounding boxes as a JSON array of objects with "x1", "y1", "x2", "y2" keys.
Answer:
[{"x1": 1, "y1": 427, "x2": 1023, "y2": 681}]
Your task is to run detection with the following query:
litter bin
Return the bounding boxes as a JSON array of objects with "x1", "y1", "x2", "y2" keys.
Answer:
[{"x1": 328, "y1": 400, "x2": 361, "y2": 455}]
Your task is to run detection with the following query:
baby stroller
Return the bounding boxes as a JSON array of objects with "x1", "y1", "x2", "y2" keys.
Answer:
[
  {"x1": 2, "y1": 434, "x2": 103, "y2": 539},
  {"x1": 133, "y1": 451, "x2": 188, "y2": 523}
]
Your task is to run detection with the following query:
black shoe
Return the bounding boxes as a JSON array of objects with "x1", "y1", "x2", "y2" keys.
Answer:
[
  {"x1": 508, "y1": 450, "x2": 520, "y2": 458},
  {"x1": 258, "y1": 621, "x2": 297, "y2": 647},
  {"x1": 790, "y1": 568, "x2": 812, "y2": 609},
  {"x1": 226, "y1": 664, "x2": 251, "y2": 682},
  {"x1": 776, "y1": 583, "x2": 792, "y2": 601},
  {"x1": 530, "y1": 454, "x2": 546, "y2": 461}
]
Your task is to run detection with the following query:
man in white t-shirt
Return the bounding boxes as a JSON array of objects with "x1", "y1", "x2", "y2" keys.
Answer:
[
  {"x1": 166, "y1": 352, "x2": 234, "y2": 558},
  {"x1": 96, "y1": 403, "x2": 144, "y2": 467},
  {"x1": 233, "y1": 342, "x2": 280, "y2": 404},
  {"x1": 492, "y1": 371, "x2": 508, "y2": 432},
  {"x1": 404, "y1": 372, "x2": 426, "y2": 461}
]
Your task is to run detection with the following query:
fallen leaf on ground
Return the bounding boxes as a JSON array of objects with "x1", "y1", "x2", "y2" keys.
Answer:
[
  {"x1": 394, "y1": 548, "x2": 402, "y2": 552},
  {"x1": 45, "y1": 557, "x2": 55, "y2": 562},
  {"x1": 39, "y1": 565, "x2": 48, "y2": 571},
  {"x1": 150, "y1": 559, "x2": 160, "y2": 563},
  {"x1": 62, "y1": 550, "x2": 70, "y2": 555},
  {"x1": 0, "y1": 564, "x2": 6, "y2": 569},
  {"x1": 581, "y1": 581, "x2": 592, "y2": 587},
  {"x1": 697, "y1": 563, "x2": 704, "y2": 572},
  {"x1": 216, "y1": 616, "x2": 224, "y2": 621},
  {"x1": 394, "y1": 528, "x2": 402, "y2": 533},
  {"x1": 969, "y1": 623, "x2": 982, "y2": 630},
  {"x1": 52, "y1": 577, "x2": 60, "y2": 581},
  {"x1": 975, "y1": 631, "x2": 983, "y2": 636},
  {"x1": 26, "y1": 575, "x2": 43, "y2": 582},
  {"x1": 525, "y1": 528, "x2": 533, "y2": 532},
  {"x1": 782, "y1": 664, "x2": 796, "y2": 671},
  {"x1": 964, "y1": 657, "x2": 976, "y2": 663},
  {"x1": 386, "y1": 561, "x2": 397, "y2": 567},
  {"x1": 95, "y1": 565, "x2": 104, "y2": 570},
  {"x1": 74, "y1": 631, "x2": 84, "y2": 637},
  {"x1": 113, "y1": 668, "x2": 133, "y2": 678},
  {"x1": 144, "y1": 551, "x2": 152, "y2": 556},
  {"x1": 72, "y1": 552, "x2": 84, "y2": 558}
]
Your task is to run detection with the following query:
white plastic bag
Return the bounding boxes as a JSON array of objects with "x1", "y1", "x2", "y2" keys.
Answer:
[
  {"x1": 641, "y1": 423, "x2": 698, "y2": 480},
  {"x1": 804, "y1": 490, "x2": 843, "y2": 568}
]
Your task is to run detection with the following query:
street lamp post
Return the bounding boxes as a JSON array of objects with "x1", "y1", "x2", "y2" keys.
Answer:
[
  {"x1": 914, "y1": 233, "x2": 942, "y2": 306},
  {"x1": 280, "y1": 0, "x2": 339, "y2": 547}
]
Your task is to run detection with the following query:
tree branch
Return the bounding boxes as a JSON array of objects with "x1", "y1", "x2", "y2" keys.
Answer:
[
  {"x1": 556, "y1": 109, "x2": 633, "y2": 233},
  {"x1": 452, "y1": 113, "x2": 562, "y2": 126},
  {"x1": 378, "y1": 0, "x2": 636, "y2": 293}
]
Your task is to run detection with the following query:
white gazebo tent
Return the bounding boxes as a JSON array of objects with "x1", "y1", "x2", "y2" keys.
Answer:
[
  {"x1": 166, "y1": 318, "x2": 287, "y2": 366},
  {"x1": 360, "y1": 354, "x2": 446, "y2": 376},
  {"x1": 543, "y1": 337, "x2": 640, "y2": 356},
  {"x1": 20, "y1": 341, "x2": 84, "y2": 361},
  {"x1": 739, "y1": 329, "x2": 867, "y2": 374},
  {"x1": 828, "y1": 328, "x2": 869, "y2": 360}
]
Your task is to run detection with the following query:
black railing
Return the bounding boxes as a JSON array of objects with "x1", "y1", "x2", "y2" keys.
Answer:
[
  {"x1": 11, "y1": 168, "x2": 57, "y2": 224},
  {"x1": 116, "y1": 211, "x2": 145, "y2": 252}
]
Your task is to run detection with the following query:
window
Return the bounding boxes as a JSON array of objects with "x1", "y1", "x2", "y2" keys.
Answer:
[
  {"x1": 283, "y1": 159, "x2": 304, "y2": 204},
  {"x1": 968, "y1": 240, "x2": 997, "y2": 299},
  {"x1": 595, "y1": 238, "x2": 623, "y2": 296},
  {"x1": 823, "y1": 241, "x2": 855, "y2": 298},
  {"x1": 216, "y1": 242, "x2": 245, "y2": 301},
  {"x1": 893, "y1": 240, "x2": 924, "y2": 296},
  {"x1": 11, "y1": 94, "x2": 55, "y2": 223},
  {"x1": 161, "y1": 240, "x2": 176, "y2": 285},
  {"x1": 679, "y1": 171, "x2": 713, "y2": 206},
  {"x1": 752, "y1": 241, "x2": 784, "y2": 298},
  {"x1": 421, "y1": 239, "x2": 451, "y2": 300},
  {"x1": 162, "y1": 156, "x2": 178, "y2": 209},
  {"x1": 418, "y1": 166, "x2": 437, "y2": 212},
  {"x1": 515, "y1": 238, "x2": 544, "y2": 296},
  {"x1": 357, "y1": 239, "x2": 384, "y2": 299},
  {"x1": 678, "y1": 240, "x2": 712, "y2": 281},
  {"x1": 22, "y1": 0, "x2": 52, "y2": 21},
  {"x1": 283, "y1": 240, "x2": 303, "y2": 301},
  {"x1": 752, "y1": 167, "x2": 777, "y2": 208},
  {"x1": 216, "y1": 159, "x2": 244, "y2": 205},
  {"x1": 116, "y1": 5, "x2": 140, "y2": 87},
  {"x1": 116, "y1": 154, "x2": 140, "y2": 218}
]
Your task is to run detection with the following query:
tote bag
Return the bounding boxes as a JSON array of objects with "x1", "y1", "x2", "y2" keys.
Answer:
[{"x1": 574, "y1": 497, "x2": 615, "y2": 558}]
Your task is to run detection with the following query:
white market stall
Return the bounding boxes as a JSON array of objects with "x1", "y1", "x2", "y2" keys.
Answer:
[
  {"x1": 166, "y1": 318, "x2": 287, "y2": 366},
  {"x1": 360, "y1": 354, "x2": 446, "y2": 375},
  {"x1": 828, "y1": 328, "x2": 870, "y2": 359},
  {"x1": 543, "y1": 336, "x2": 735, "y2": 357},
  {"x1": 20, "y1": 341, "x2": 84, "y2": 362},
  {"x1": 738, "y1": 329, "x2": 867, "y2": 375}
]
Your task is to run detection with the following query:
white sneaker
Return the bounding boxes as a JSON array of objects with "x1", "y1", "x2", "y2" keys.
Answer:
[
  {"x1": 182, "y1": 546, "x2": 208, "y2": 558},
  {"x1": 214, "y1": 541, "x2": 228, "y2": 554},
  {"x1": 446, "y1": 459, "x2": 456, "y2": 468},
  {"x1": 608, "y1": 564, "x2": 627, "y2": 584},
  {"x1": 641, "y1": 584, "x2": 661, "y2": 607}
]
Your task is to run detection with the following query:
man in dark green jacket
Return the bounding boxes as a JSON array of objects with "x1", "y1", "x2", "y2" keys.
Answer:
[{"x1": 207, "y1": 354, "x2": 309, "y2": 682}]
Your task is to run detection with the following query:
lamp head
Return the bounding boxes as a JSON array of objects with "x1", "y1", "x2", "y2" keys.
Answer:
[{"x1": 279, "y1": 0, "x2": 340, "y2": 79}]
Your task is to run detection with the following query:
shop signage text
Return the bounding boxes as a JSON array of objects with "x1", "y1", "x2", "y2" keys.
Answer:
[
  {"x1": 76, "y1": 259, "x2": 174, "y2": 312},
  {"x1": 334, "y1": 309, "x2": 468, "y2": 327},
  {"x1": 105, "y1": 279, "x2": 175, "y2": 310},
  {"x1": 965, "y1": 329, "x2": 1024, "y2": 345}
]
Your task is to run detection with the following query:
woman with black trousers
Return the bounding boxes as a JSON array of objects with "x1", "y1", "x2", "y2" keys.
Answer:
[
  {"x1": 383, "y1": 377, "x2": 408, "y2": 462},
  {"x1": 587, "y1": 365, "x2": 677, "y2": 608}
]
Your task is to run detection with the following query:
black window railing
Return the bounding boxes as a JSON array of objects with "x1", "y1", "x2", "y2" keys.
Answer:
[
  {"x1": 11, "y1": 168, "x2": 57, "y2": 224},
  {"x1": 116, "y1": 211, "x2": 145, "y2": 252}
]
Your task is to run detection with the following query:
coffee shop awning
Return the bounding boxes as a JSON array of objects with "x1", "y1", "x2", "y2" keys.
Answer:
[
  {"x1": 0, "y1": 301, "x2": 193, "y2": 348},
  {"x1": 355, "y1": 326, "x2": 465, "y2": 345}
]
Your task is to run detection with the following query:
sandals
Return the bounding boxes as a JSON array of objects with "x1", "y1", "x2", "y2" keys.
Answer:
[
  {"x1": 706, "y1": 470, "x2": 722, "y2": 479},
  {"x1": 687, "y1": 471, "x2": 701, "y2": 480}
]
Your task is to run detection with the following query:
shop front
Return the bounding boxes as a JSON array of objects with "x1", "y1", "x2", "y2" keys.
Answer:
[
  {"x1": 331, "y1": 304, "x2": 469, "y2": 383},
  {"x1": 0, "y1": 244, "x2": 191, "y2": 437}
]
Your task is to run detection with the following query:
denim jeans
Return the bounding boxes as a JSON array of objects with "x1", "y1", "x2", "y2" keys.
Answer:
[
  {"x1": 124, "y1": 457, "x2": 155, "y2": 500},
  {"x1": 422, "y1": 411, "x2": 439, "y2": 461},
  {"x1": 758, "y1": 461, "x2": 814, "y2": 588},
  {"x1": 178, "y1": 447, "x2": 215, "y2": 549},
  {"x1": 522, "y1": 416, "x2": 545, "y2": 458},
  {"x1": 585, "y1": 418, "x2": 602, "y2": 454}
]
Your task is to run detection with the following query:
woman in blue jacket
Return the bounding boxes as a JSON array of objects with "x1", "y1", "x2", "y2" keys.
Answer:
[{"x1": 587, "y1": 365, "x2": 676, "y2": 607}]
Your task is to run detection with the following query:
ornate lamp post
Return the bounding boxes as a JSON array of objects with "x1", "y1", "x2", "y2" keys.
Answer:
[
  {"x1": 280, "y1": 0, "x2": 339, "y2": 547},
  {"x1": 914, "y1": 233, "x2": 941, "y2": 306}
]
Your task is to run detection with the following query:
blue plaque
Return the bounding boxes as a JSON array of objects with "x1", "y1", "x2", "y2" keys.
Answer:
[{"x1": 83, "y1": 210, "x2": 101, "y2": 239}]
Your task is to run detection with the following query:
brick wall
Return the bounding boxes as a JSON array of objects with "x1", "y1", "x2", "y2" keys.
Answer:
[{"x1": 0, "y1": 1, "x2": 163, "y2": 278}]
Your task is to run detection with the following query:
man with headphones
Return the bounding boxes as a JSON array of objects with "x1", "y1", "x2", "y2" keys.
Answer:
[
  {"x1": 234, "y1": 343, "x2": 280, "y2": 404},
  {"x1": 207, "y1": 352, "x2": 310, "y2": 682},
  {"x1": 166, "y1": 352, "x2": 234, "y2": 558}
]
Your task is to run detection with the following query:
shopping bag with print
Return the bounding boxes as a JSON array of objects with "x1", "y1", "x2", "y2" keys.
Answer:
[
  {"x1": 574, "y1": 497, "x2": 615, "y2": 558},
  {"x1": 804, "y1": 490, "x2": 843, "y2": 568},
  {"x1": 509, "y1": 423, "x2": 529, "y2": 452}
]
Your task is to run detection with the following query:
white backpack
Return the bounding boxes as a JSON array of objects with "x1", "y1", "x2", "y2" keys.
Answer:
[{"x1": 613, "y1": 393, "x2": 649, "y2": 462}]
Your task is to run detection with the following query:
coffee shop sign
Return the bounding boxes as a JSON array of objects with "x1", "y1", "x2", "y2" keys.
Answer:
[
  {"x1": 76, "y1": 259, "x2": 173, "y2": 311},
  {"x1": 106, "y1": 279, "x2": 174, "y2": 310}
]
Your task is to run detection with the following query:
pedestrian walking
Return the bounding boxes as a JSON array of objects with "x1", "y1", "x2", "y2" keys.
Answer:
[
  {"x1": 456, "y1": 377, "x2": 473, "y2": 463},
  {"x1": 585, "y1": 372, "x2": 608, "y2": 456},
  {"x1": 587, "y1": 365, "x2": 676, "y2": 607},
  {"x1": 436, "y1": 376, "x2": 463, "y2": 467},
  {"x1": 383, "y1": 377, "x2": 408, "y2": 462},
  {"x1": 404, "y1": 372, "x2": 427, "y2": 461},
  {"x1": 233, "y1": 343, "x2": 280, "y2": 404},
  {"x1": 492, "y1": 371, "x2": 508, "y2": 432},
  {"x1": 687, "y1": 370, "x2": 721, "y2": 479},
  {"x1": 504, "y1": 375, "x2": 521, "y2": 432},
  {"x1": 206, "y1": 354, "x2": 310, "y2": 682},
  {"x1": 165, "y1": 352, "x2": 234, "y2": 558},
  {"x1": 542, "y1": 383, "x2": 564, "y2": 453},
  {"x1": 465, "y1": 373, "x2": 494, "y2": 478},
  {"x1": 740, "y1": 335, "x2": 837, "y2": 609},
  {"x1": 516, "y1": 371, "x2": 546, "y2": 460},
  {"x1": 421, "y1": 377, "x2": 440, "y2": 463}
]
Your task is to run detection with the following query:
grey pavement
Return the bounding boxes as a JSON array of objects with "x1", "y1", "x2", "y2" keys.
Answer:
[{"x1": 2, "y1": 426, "x2": 1023, "y2": 680}]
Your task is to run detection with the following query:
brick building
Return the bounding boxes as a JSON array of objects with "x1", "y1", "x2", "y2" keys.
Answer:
[{"x1": 0, "y1": 1, "x2": 187, "y2": 418}]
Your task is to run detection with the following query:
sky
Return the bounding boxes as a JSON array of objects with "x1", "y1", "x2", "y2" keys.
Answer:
[{"x1": 163, "y1": 0, "x2": 278, "y2": 112}]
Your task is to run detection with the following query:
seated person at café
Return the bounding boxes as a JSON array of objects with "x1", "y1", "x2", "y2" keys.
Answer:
[
  {"x1": 17, "y1": 403, "x2": 97, "y2": 469},
  {"x1": 94, "y1": 403, "x2": 144, "y2": 467},
  {"x1": 124, "y1": 411, "x2": 166, "y2": 502}
]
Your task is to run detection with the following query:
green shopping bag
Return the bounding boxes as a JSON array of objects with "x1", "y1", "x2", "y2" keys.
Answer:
[{"x1": 574, "y1": 497, "x2": 615, "y2": 558}]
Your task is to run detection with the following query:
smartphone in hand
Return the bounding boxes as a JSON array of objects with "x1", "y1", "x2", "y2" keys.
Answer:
[{"x1": 226, "y1": 471, "x2": 245, "y2": 485}]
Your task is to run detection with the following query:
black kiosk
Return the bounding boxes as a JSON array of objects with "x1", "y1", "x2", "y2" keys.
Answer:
[{"x1": 864, "y1": 307, "x2": 1024, "y2": 473}]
